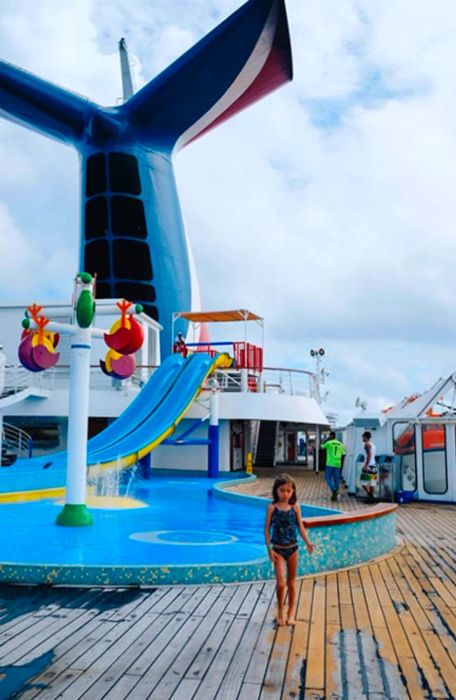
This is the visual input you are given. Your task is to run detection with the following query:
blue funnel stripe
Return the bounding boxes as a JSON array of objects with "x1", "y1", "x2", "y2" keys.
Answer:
[{"x1": 0, "y1": 59, "x2": 93, "y2": 144}]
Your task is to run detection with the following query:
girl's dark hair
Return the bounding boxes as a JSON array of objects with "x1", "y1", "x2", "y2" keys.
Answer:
[{"x1": 272, "y1": 473, "x2": 297, "y2": 505}]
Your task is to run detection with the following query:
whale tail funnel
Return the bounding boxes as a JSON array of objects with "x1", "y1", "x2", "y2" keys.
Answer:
[
  {"x1": 0, "y1": 0, "x2": 293, "y2": 356},
  {"x1": 0, "y1": 0, "x2": 292, "y2": 150}
]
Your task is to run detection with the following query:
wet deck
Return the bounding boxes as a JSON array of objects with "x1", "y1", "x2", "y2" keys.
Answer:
[{"x1": 1, "y1": 469, "x2": 455, "y2": 699}]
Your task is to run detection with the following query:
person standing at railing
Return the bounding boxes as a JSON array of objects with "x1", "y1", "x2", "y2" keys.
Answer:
[
  {"x1": 173, "y1": 331, "x2": 188, "y2": 358},
  {"x1": 321, "y1": 431, "x2": 346, "y2": 502}
]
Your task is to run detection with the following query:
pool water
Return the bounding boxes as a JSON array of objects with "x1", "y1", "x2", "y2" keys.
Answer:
[{"x1": 0, "y1": 474, "x2": 334, "y2": 569}]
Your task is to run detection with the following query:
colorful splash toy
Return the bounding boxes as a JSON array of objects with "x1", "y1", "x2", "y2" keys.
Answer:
[
  {"x1": 17, "y1": 272, "x2": 146, "y2": 527},
  {"x1": 101, "y1": 299, "x2": 144, "y2": 380},
  {"x1": 19, "y1": 304, "x2": 60, "y2": 372}
]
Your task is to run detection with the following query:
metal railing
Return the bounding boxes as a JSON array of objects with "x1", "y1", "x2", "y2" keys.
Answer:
[
  {"x1": 212, "y1": 369, "x2": 243, "y2": 392},
  {"x1": 212, "y1": 367, "x2": 315, "y2": 397},
  {"x1": 3, "y1": 364, "x2": 150, "y2": 395},
  {"x1": 1, "y1": 364, "x2": 39, "y2": 397},
  {"x1": 261, "y1": 367, "x2": 315, "y2": 397},
  {"x1": 2, "y1": 421, "x2": 33, "y2": 463},
  {"x1": 2, "y1": 363, "x2": 317, "y2": 400}
]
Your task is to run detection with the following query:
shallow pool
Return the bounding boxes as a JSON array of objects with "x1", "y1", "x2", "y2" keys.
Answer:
[{"x1": 0, "y1": 474, "x2": 335, "y2": 569}]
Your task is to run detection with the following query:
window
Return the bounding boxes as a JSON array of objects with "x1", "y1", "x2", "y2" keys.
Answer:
[
  {"x1": 114, "y1": 282, "x2": 156, "y2": 302},
  {"x1": 109, "y1": 153, "x2": 141, "y2": 194},
  {"x1": 110, "y1": 196, "x2": 147, "y2": 238},
  {"x1": 113, "y1": 240, "x2": 153, "y2": 280},
  {"x1": 85, "y1": 153, "x2": 106, "y2": 196},
  {"x1": 85, "y1": 197, "x2": 108, "y2": 239},
  {"x1": 9, "y1": 419, "x2": 60, "y2": 450},
  {"x1": 95, "y1": 281, "x2": 112, "y2": 299},
  {"x1": 392, "y1": 422, "x2": 416, "y2": 491},
  {"x1": 84, "y1": 240, "x2": 110, "y2": 279},
  {"x1": 141, "y1": 304, "x2": 159, "y2": 321},
  {"x1": 422, "y1": 423, "x2": 447, "y2": 494}
]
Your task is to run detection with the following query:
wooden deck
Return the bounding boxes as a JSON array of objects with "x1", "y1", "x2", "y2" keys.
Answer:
[{"x1": 1, "y1": 469, "x2": 456, "y2": 699}]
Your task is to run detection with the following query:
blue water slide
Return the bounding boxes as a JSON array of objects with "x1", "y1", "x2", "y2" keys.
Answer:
[
  {"x1": 6, "y1": 353, "x2": 186, "y2": 473},
  {"x1": 88, "y1": 352, "x2": 216, "y2": 469},
  {"x1": 87, "y1": 353, "x2": 185, "y2": 453},
  {"x1": 3, "y1": 353, "x2": 213, "y2": 489}
]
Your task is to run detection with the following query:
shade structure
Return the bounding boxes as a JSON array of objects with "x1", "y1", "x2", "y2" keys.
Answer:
[{"x1": 173, "y1": 309, "x2": 263, "y2": 323}]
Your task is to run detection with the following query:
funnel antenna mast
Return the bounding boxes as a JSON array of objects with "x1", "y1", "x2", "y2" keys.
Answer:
[{"x1": 119, "y1": 37, "x2": 134, "y2": 101}]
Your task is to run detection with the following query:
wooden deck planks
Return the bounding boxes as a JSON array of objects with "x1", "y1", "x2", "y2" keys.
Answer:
[
  {"x1": 285, "y1": 577, "x2": 315, "y2": 698},
  {"x1": 0, "y1": 469, "x2": 455, "y2": 699}
]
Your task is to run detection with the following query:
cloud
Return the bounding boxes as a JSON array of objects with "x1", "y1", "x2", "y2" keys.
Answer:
[
  {"x1": 0, "y1": 203, "x2": 74, "y2": 300},
  {"x1": 1, "y1": 0, "x2": 456, "y2": 423}
]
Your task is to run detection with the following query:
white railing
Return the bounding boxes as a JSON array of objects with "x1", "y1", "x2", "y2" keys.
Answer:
[
  {"x1": 2, "y1": 363, "x2": 317, "y2": 400},
  {"x1": 261, "y1": 367, "x2": 315, "y2": 397},
  {"x1": 213, "y1": 367, "x2": 315, "y2": 397},
  {"x1": 4, "y1": 364, "x2": 149, "y2": 394},
  {"x1": 2, "y1": 364, "x2": 39, "y2": 396},
  {"x1": 2, "y1": 421, "x2": 33, "y2": 462},
  {"x1": 212, "y1": 369, "x2": 243, "y2": 392}
]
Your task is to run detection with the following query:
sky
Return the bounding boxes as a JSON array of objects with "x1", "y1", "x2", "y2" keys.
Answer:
[{"x1": 1, "y1": 0, "x2": 456, "y2": 425}]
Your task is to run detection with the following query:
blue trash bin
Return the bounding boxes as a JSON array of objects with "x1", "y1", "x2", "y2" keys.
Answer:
[{"x1": 395, "y1": 490, "x2": 414, "y2": 504}]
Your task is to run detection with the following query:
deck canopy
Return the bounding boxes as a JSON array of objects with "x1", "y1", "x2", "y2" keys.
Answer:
[
  {"x1": 172, "y1": 308, "x2": 264, "y2": 354},
  {"x1": 173, "y1": 309, "x2": 262, "y2": 323}
]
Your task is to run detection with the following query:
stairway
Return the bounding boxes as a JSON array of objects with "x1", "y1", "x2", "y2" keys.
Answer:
[{"x1": 254, "y1": 420, "x2": 277, "y2": 467}]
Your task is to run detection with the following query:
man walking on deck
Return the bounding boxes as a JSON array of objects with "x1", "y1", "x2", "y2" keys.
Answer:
[
  {"x1": 360, "y1": 430, "x2": 378, "y2": 503},
  {"x1": 321, "y1": 431, "x2": 346, "y2": 502}
]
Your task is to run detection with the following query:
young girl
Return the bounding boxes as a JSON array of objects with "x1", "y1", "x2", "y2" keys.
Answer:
[{"x1": 264, "y1": 474, "x2": 315, "y2": 626}]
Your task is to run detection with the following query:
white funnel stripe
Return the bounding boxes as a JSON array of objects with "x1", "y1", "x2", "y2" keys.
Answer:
[{"x1": 174, "y1": 0, "x2": 279, "y2": 153}]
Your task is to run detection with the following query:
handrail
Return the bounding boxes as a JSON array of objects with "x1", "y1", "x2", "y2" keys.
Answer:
[
  {"x1": 262, "y1": 366, "x2": 314, "y2": 377},
  {"x1": 2, "y1": 421, "x2": 33, "y2": 464},
  {"x1": 3, "y1": 363, "x2": 318, "y2": 399}
]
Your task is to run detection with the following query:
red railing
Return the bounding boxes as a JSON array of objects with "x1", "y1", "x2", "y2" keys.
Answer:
[
  {"x1": 233, "y1": 342, "x2": 263, "y2": 372},
  {"x1": 183, "y1": 340, "x2": 263, "y2": 372}
]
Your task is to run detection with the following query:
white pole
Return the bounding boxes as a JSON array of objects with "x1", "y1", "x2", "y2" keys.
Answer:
[
  {"x1": 56, "y1": 274, "x2": 95, "y2": 526},
  {"x1": 56, "y1": 323, "x2": 93, "y2": 526},
  {"x1": 67, "y1": 327, "x2": 91, "y2": 503}
]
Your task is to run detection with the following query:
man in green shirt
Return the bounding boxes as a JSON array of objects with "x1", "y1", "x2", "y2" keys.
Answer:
[{"x1": 321, "y1": 431, "x2": 346, "y2": 502}]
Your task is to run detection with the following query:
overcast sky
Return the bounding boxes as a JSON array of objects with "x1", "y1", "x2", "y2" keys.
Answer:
[{"x1": 1, "y1": 0, "x2": 456, "y2": 424}]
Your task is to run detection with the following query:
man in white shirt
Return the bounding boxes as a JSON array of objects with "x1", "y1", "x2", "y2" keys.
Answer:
[{"x1": 360, "y1": 430, "x2": 377, "y2": 503}]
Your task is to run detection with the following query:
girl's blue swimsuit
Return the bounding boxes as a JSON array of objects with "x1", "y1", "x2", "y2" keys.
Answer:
[{"x1": 270, "y1": 506, "x2": 299, "y2": 561}]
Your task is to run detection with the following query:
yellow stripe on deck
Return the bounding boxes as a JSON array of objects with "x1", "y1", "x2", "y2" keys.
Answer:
[
  {"x1": 0, "y1": 488, "x2": 65, "y2": 503},
  {"x1": 0, "y1": 489, "x2": 147, "y2": 509}
]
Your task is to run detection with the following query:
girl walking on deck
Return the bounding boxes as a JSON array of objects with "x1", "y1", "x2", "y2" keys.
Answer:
[{"x1": 264, "y1": 474, "x2": 315, "y2": 626}]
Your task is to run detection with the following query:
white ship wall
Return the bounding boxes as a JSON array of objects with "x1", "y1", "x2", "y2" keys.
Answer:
[{"x1": 153, "y1": 420, "x2": 231, "y2": 472}]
